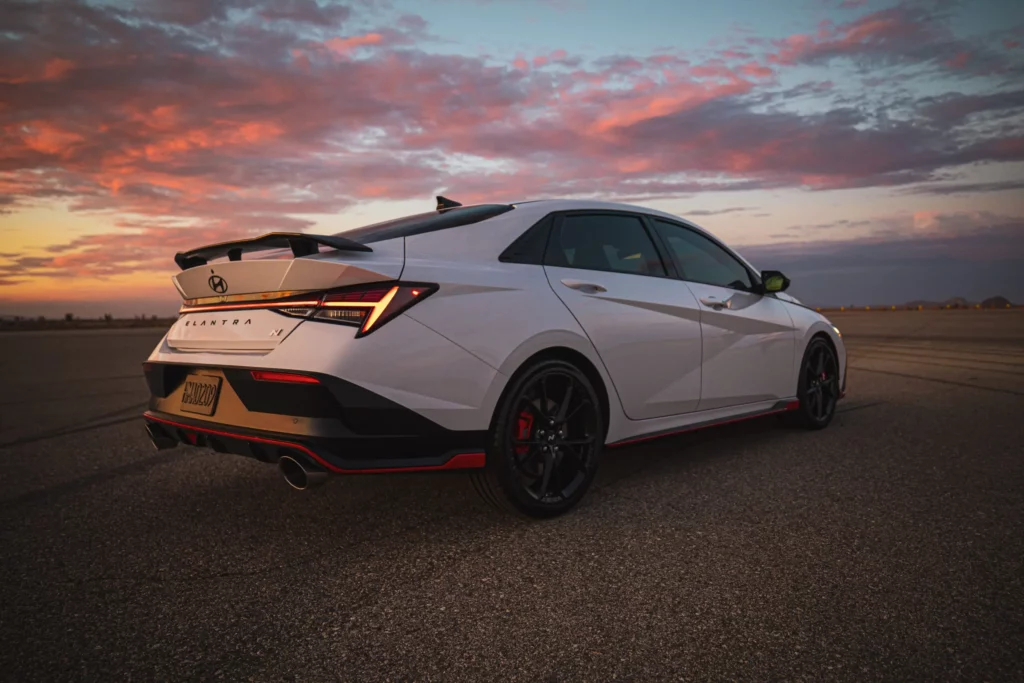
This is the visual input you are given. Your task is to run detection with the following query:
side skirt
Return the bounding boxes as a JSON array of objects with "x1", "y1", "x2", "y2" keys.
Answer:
[{"x1": 606, "y1": 399, "x2": 799, "y2": 449}]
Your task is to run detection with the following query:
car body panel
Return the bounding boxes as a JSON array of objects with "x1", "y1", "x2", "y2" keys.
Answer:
[
  {"x1": 165, "y1": 308, "x2": 307, "y2": 352},
  {"x1": 148, "y1": 313, "x2": 499, "y2": 432},
  {"x1": 171, "y1": 237, "x2": 404, "y2": 301},
  {"x1": 683, "y1": 281, "x2": 798, "y2": 411},
  {"x1": 543, "y1": 264, "x2": 704, "y2": 419},
  {"x1": 146, "y1": 197, "x2": 847, "y2": 464}
]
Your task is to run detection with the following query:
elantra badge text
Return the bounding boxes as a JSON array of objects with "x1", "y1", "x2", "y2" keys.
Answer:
[{"x1": 184, "y1": 319, "x2": 253, "y2": 326}]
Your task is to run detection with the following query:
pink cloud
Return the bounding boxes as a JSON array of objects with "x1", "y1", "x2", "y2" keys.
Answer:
[
  {"x1": 322, "y1": 33, "x2": 384, "y2": 56},
  {"x1": 946, "y1": 51, "x2": 971, "y2": 69},
  {"x1": 0, "y1": 0, "x2": 1021, "y2": 287},
  {"x1": 767, "y1": 6, "x2": 944, "y2": 67}
]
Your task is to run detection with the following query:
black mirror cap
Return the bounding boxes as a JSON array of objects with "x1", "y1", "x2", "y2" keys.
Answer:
[{"x1": 761, "y1": 270, "x2": 791, "y2": 293}]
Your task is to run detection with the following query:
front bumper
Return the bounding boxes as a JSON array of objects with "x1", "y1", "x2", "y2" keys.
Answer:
[{"x1": 142, "y1": 361, "x2": 487, "y2": 474}]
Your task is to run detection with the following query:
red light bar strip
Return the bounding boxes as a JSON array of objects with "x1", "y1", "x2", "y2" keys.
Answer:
[
  {"x1": 180, "y1": 299, "x2": 320, "y2": 314},
  {"x1": 251, "y1": 370, "x2": 321, "y2": 384}
]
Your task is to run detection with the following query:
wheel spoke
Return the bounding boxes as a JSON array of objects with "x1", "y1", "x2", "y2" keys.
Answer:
[
  {"x1": 540, "y1": 375, "x2": 552, "y2": 418},
  {"x1": 563, "y1": 398, "x2": 592, "y2": 423},
  {"x1": 505, "y1": 368, "x2": 600, "y2": 505},
  {"x1": 560, "y1": 444, "x2": 584, "y2": 467},
  {"x1": 515, "y1": 444, "x2": 544, "y2": 467},
  {"x1": 555, "y1": 380, "x2": 574, "y2": 422},
  {"x1": 538, "y1": 450, "x2": 554, "y2": 497},
  {"x1": 515, "y1": 393, "x2": 541, "y2": 419}
]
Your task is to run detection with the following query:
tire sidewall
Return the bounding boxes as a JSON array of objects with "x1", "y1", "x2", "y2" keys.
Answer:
[
  {"x1": 797, "y1": 337, "x2": 837, "y2": 429},
  {"x1": 487, "y1": 359, "x2": 604, "y2": 517}
]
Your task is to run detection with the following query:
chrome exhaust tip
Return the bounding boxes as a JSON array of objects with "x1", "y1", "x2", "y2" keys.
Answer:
[
  {"x1": 278, "y1": 454, "x2": 328, "y2": 490},
  {"x1": 145, "y1": 423, "x2": 178, "y2": 450}
]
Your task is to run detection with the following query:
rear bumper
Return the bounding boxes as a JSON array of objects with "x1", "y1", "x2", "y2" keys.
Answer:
[
  {"x1": 142, "y1": 360, "x2": 487, "y2": 474},
  {"x1": 143, "y1": 412, "x2": 485, "y2": 473}
]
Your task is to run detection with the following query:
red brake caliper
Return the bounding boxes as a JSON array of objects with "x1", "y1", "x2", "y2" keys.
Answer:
[{"x1": 515, "y1": 410, "x2": 534, "y2": 456}]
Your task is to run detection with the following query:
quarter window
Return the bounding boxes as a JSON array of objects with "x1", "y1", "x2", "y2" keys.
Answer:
[
  {"x1": 652, "y1": 220, "x2": 754, "y2": 291},
  {"x1": 546, "y1": 214, "x2": 666, "y2": 277}
]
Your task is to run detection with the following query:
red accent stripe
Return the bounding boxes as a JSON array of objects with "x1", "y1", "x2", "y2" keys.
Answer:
[
  {"x1": 250, "y1": 370, "x2": 321, "y2": 384},
  {"x1": 608, "y1": 401, "x2": 800, "y2": 449},
  {"x1": 323, "y1": 289, "x2": 389, "y2": 303},
  {"x1": 144, "y1": 414, "x2": 485, "y2": 474},
  {"x1": 180, "y1": 300, "x2": 320, "y2": 313}
]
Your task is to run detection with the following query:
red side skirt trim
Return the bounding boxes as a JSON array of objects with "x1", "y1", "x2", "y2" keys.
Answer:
[{"x1": 608, "y1": 400, "x2": 800, "y2": 449}]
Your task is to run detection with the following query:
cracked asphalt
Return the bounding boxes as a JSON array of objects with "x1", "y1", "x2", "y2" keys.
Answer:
[{"x1": 2, "y1": 312, "x2": 1023, "y2": 682}]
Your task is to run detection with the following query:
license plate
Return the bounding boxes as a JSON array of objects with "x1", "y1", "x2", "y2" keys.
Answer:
[{"x1": 180, "y1": 374, "x2": 222, "y2": 416}]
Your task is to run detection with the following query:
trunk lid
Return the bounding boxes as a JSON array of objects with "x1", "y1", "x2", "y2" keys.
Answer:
[
  {"x1": 167, "y1": 235, "x2": 403, "y2": 352},
  {"x1": 172, "y1": 238, "x2": 403, "y2": 302}
]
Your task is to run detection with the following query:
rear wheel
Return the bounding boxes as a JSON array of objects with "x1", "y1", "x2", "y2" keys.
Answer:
[
  {"x1": 471, "y1": 359, "x2": 603, "y2": 519},
  {"x1": 786, "y1": 336, "x2": 840, "y2": 430}
]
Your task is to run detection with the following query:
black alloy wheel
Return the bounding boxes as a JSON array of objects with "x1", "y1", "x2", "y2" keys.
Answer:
[
  {"x1": 471, "y1": 359, "x2": 603, "y2": 519},
  {"x1": 788, "y1": 336, "x2": 840, "y2": 430}
]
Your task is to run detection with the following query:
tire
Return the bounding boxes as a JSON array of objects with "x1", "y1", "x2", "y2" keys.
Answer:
[
  {"x1": 471, "y1": 358, "x2": 604, "y2": 519},
  {"x1": 784, "y1": 336, "x2": 840, "y2": 430}
]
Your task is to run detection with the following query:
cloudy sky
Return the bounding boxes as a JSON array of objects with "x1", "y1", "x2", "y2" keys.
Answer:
[{"x1": 1, "y1": 0, "x2": 1023, "y2": 317}]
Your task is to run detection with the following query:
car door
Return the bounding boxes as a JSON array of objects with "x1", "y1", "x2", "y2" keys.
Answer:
[
  {"x1": 543, "y1": 212, "x2": 704, "y2": 420},
  {"x1": 648, "y1": 218, "x2": 797, "y2": 411}
]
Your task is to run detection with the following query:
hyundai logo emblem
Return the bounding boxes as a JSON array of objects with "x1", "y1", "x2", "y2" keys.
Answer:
[{"x1": 208, "y1": 275, "x2": 228, "y2": 294}]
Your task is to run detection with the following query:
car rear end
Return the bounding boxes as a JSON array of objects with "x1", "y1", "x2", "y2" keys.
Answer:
[{"x1": 142, "y1": 205, "x2": 517, "y2": 483}]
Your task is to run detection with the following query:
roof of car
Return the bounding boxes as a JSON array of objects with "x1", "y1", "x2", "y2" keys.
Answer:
[{"x1": 506, "y1": 198, "x2": 697, "y2": 224}]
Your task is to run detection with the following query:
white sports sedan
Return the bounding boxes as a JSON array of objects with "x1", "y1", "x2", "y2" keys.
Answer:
[{"x1": 143, "y1": 197, "x2": 846, "y2": 518}]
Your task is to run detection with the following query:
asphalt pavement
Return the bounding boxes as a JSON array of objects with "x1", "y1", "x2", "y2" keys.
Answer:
[{"x1": 1, "y1": 312, "x2": 1022, "y2": 682}]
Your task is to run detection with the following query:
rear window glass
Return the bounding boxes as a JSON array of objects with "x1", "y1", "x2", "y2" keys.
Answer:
[{"x1": 336, "y1": 204, "x2": 514, "y2": 244}]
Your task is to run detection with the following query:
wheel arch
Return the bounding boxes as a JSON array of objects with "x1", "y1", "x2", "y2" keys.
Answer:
[
  {"x1": 488, "y1": 345, "x2": 613, "y2": 440},
  {"x1": 810, "y1": 329, "x2": 837, "y2": 355},
  {"x1": 797, "y1": 325, "x2": 846, "y2": 397}
]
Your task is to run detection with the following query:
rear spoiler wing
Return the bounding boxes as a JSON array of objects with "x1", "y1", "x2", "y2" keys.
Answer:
[{"x1": 174, "y1": 232, "x2": 372, "y2": 270}]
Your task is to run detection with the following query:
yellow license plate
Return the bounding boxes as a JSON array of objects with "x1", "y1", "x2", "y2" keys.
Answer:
[{"x1": 180, "y1": 374, "x2": 222, "y2": 416}]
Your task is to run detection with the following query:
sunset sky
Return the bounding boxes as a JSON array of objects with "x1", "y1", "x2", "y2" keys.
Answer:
[{"x1": 1, "y1": 0, "x2": 1023, "y2": 318}]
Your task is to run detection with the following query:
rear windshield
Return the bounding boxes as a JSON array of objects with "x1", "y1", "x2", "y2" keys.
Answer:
[{"x1": 336, "y1": 204, "x2": 514, "y2": 244}]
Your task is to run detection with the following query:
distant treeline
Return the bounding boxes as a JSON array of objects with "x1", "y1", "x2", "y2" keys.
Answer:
[{"x1": 0, "y1": 315, "x2": 178, "y2": 332}]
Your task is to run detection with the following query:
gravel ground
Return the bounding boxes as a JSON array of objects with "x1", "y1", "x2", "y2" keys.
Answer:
[{"x1": 2, "y1": 314, "x2": 1022, "y2": 682}]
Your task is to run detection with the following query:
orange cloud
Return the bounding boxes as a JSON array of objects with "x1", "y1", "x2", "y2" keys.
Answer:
[
  {"x1": 15, "y1": 122, "x2": 84, "y2": 156},
  {"x1": 323, "y1": 33, "x2": 384, "y2": 56},
  {"x1": 0, "y1": 0, "x2": 1020, "y2": 306}
]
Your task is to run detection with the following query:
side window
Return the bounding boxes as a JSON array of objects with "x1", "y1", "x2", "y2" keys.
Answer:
[
  {"x1": 546, "y1": 214, "x2": 666, "y2": 277},
  {"x1": 652, "y1": 220, "x2": 754, "y2": 291}
]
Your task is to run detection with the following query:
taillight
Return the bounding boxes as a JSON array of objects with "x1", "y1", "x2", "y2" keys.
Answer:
[
  {"x1": 314, "y1": 283, "x2": 436, "y2": 337},
  {"x1": 251, "y1": 370, "x2": 320, "y2": 384},
  {"x1": 178, "y1": 282, "x2": 436, "y2": 337}
]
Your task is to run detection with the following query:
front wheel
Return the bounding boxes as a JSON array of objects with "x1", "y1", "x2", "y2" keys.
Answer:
[
  {"x1": 471, "y1": 359, "x2": 604, "y2": 519},
  {"x1": 785, "y1": 336, "x2": 840, "y2": 430}
]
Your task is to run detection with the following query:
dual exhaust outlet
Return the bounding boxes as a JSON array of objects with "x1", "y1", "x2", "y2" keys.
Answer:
[
  {"x1": 145, "y1": 422, "x2": 327, "y2": 491},
  {"x1": 277, "y1": 454, "x2": 328, "y2": 491}
]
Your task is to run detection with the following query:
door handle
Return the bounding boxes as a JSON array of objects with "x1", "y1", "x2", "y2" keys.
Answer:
[
  {"x1": 700, "y1": 296, "x2": 731, "y2": 310},
  {"x1": 561, "y1": 279, "x2": 607, "y2": 294}
]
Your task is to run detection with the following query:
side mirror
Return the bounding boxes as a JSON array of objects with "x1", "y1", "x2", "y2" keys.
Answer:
[{"x1": 761, "y1": 270, "x2": 790, "y2": 293}]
